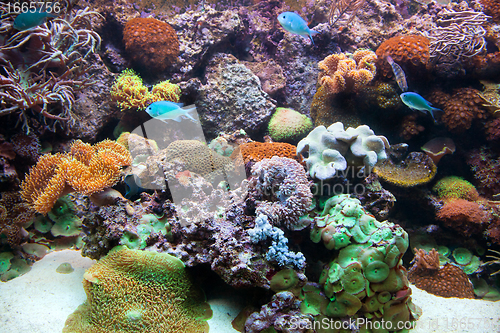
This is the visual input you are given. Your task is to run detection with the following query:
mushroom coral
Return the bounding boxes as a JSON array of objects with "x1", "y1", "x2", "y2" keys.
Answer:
[{"x1": 63, "y1": 246, "x2": 212, "y2": 333}]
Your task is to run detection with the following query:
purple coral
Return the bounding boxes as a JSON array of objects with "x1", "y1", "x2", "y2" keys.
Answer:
[{"x1": 249, "y1": 156, "x2": 313, "y2": 230}]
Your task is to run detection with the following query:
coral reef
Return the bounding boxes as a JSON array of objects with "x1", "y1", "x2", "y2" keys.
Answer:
[
  {"x1": 297, "y1": 122, "x2": 389, "y2": 180},
  {"x1": 436, "y1": 199, "x2": 490, "y2": 236},
  {"x1": 248, "y1": 157, "x2": 313, "y2": 229},
  {"x1": 195, "y1": 53, "x2": 276, "y2": 138},
  {"x1": 408, "y1": 248, "x2": 474, "y2": 298},
  {"x1": 267, "y1": 108, "x2": 312, "y2": 143},
  {"x1": 63, "y1": 246, "x2": 212, "y2": 333},
  {"x1": 399, "y1": 114, "x2": 425, "y2": 140},
  {"x1": 123, "y1": 18, "x2": 179, "y2": 74},
  {"x1": 21, "y1": 140, "x2": 131, "y2": 214},
  {"x1": 317, "y1": 49, "x2": 377, "y2": 95}
]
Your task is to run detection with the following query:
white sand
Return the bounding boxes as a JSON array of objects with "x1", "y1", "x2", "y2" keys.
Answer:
[{"x1": 0, "y1": 250, "x2": 498, "y2": 333}]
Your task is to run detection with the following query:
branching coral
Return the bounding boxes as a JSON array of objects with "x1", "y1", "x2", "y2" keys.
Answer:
[
  {"x1": 408, "y1": 248, "x2": 474, "y2": 298},
  {"x1": 0, "y1": 7, "x2": 102, "y2": 132},
  {"x1": 20, "y1": 139, "x2": 131, "y2": 214},
  {"x1": 317, "y1": 49, "x2": 377, "y2": 95}
]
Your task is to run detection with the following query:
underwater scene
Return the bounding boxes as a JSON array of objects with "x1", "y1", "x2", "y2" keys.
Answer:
[{"x1": 1, "y1": 0, "x2": 500, "y2": 332}]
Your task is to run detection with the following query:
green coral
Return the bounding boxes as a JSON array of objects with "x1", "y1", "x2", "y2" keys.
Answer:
[
  {"x1": 433, "y1": 176, "x2": 479, "y2": 201},
  {"x1": 120, "y1": 214, "x2": 172, "y2": 250},
  {"x1": 310, "y1": 194, "x2": 418, "y2": 329},
  {"x1": 268, "y1": 107, "x2": 313, "y2": 143}
]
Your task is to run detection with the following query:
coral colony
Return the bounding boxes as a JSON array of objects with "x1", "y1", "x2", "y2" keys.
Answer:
[{"x1": 1, "y1": 0, "x2": 500, "y2": 332}]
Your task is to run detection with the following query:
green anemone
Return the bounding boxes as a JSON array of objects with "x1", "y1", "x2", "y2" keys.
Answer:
[
  {"x1": 364, "y1": 261, "x2": 390, "y2": 283},
  {"x1": 452, "y1": 247, "x2": 472, "y2": 265}
]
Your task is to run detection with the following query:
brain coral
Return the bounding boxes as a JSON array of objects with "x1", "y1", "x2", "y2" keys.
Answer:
[
  {"x1": 376, "y1": 35, "x2": 430, "y2": 78},
  {"x1": 63, "y1": 246, "x2": 212, "y2": 333},
  {"x1": 123, "y1": 18, "x2": 179, "y2": 73},
  {"x1": 21, "y1": 140, "x2": 131, "y2": 214},
  {"x1": 297, "y1": 122, "x2": 389, "y2": 180},
  {"x1": 268, "y1": 108, "x2": 312, "y2": 143},
  {"x1": 408, "y1": 248, "x2": 474, "y2": 298},
  {"x1": 318, "y1": 49, "x2": 377, "y2": 95}
]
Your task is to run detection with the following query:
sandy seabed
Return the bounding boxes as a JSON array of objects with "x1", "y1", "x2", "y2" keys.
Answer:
[{"x1": 0, "y1": 250, "x2": 499, "y2": 333}]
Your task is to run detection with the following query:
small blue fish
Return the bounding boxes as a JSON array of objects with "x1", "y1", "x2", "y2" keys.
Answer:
[
  {"x1": 13, "y1": 11, "x2": 57, "y2": 31},
  {"x1": 145, "y1": 101, "x2": 198, "y2": 123},
  {"x1": 400, "y1": 92, "x2": 442, "y2": 122},
  {"x1": 278, "y1": 12, "x2": 319, "y2": 45},
  {"x1": 387, "y1": 56, "x2": 408, "y2": 92}
]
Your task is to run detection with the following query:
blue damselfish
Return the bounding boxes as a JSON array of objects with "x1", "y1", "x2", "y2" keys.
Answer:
[
  {"x1": 400, "y1": 92, "x2": 442, "y2": 122},
  {"x1": 13, "y1": 11, "x2": 57, "y2": 31},
  {"x1": 278, "y1": 12, "x2": 319, "y2": 45},
  {"x1": 145, "y1": 101, "x2": 198, "y2": 123}
]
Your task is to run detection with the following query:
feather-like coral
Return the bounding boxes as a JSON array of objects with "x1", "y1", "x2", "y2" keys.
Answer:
[{"x1": 21, "y1": 140, "x2": 131, "y2": 214}]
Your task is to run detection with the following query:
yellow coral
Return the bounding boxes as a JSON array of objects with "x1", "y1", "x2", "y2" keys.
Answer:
[
  {"x1": 110, "y1": 69, "x2": 181, "y2": 111},
  {"x1": 318, "y1": 50, "x2": 377, "y2": 95},
  {"x1": 21, "y1": 140, "x2": 132, "y2": 214},
  {"x1": 63, "y1": 246, "x2": 212, "y2": 333},
  {"x1": 373, "y1": 152, "x2": 437, "y2": 187}
]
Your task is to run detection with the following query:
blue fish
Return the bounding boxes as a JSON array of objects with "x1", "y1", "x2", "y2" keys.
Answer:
[
  {"x1": 400, "y1": 92, "x2": 442, "y2": 122},
  {"x1": 278, "y1": 12, "x2": 319, "y2": 45},
  {"x1": 145, "y1": 101, "x2": 198, "y2": 123},
  {"x1": 13, "y1": 11, "x2": 57, "y2": 31}
]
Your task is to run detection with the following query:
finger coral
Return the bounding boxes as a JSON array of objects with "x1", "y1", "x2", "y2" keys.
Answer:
[
  {"x1": 318, "y1": 49, "x2": 377, "y2": 95},
  {"x1": 63, "y1": 246, "x2": 212, "y2": 333},
  {"x1": 123, "y1": 18, "x2": 180, "y2": 74},
  {"x1": 21, "y1": 139, "x2": 131, "y2": 214},
  {"x1": 408, "y1": 248, "x2": 474, "y2": 298}
]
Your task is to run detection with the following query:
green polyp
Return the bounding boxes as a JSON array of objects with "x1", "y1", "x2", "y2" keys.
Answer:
[
  {"x1": 343, "y1": 262, "x2": 362, "y2": 275},
  {"x1": 34, "y1": 215, "x2": 53, "y2": 233},
  {"x1": 382, "y1": 302, "x2": 410, "y2": 330},
  {"x1": 358, "y1": 214, "x2": 380, "y2": 235},
  {"x1": 364, "y1": 261, "x2": 390, "y2": 283},
  {"x1": 50, "y1": 214, "x2": 82, "y2": 237},
  {"x1": 395, "y1": 232, "x2": 409, "y2": 253},
  {"x1": 360, "y1": 248, "x2": 385, "y2": 267},
  {"x1": 315, "y1": 215, "x2": 329, "y2": 228},
  {"x1": 310, "y1": 225, "x2": 322, "y2": 243},
  {"x1": 322, "y1": 195, "x2": 349, "y2": 215},
  {"x1": 300, "y1": 289, "x2": 328, "y2": 316},
  {"x1": 337, "y1": 245, "x2": 365, "y2": 267},
  {"x1": 321, "y1": 224, "x2": 337, "y2": 248},
  {"x1": 370, "y1": 230, "x2": 383, "y2": 243},
  {"x1": 121, "y1": 231, "x2": 141, "y2": 249},
  {"x1": 136, "y1": 224, "x2": 153, "y2": 249},
  {"x1": 377, "y1": 291, "x2": 392, "y2": 303},
  {"x1": 22, "y1": 243, "x2": 49, "y2": 258},
  {"x1": 270, "y1": 269, "x2": 299, "y2": 292},
  {"x1": 452, "y1": 247, "x2": 472, "y2": 265},
  {"x1": 327, "y1": 263, "x2": 344, "y2": 283},
  {"x1": 471, "y1": 278, "x2": 489, "y2": 298},
  {"x1": 341, "y1": 201, "x2": 363, "y2": 217},
  {"x1": 335, "y1": 214, "x2": 357, "y2": 228},
  {"x1": 384, "y1": 245, "x2": 401, "y2": 268},
  {"x1": 325, "y1": 298, "x2": 347, "y2": 317},
  {"x1": 341, "y1": 271, "x2": 365, "y2": 294},
  {"x1": 332, "y1": 230, "x2": 351, "y2": 250},
  {"x1": 125, "y1": 309, "x2": 143, "y2": 322},
  {"x1": 436, "y1": 245, "x2": 449, "y2": 258},
  {"x1": 362, "y1": 296, "x2": 382, "y2": 313},
  {"x1": 371, "y1": 268, "x2": 405, "y2": 293},
  {"x1": 48, "y1": 195, "x2": 76, "y2": 220},
  {"x1": 324, "y1": 280, "x2": 344, "y2": 298},
  {"x1": 336, "y1": 292, "x2": 362, "y2": 316},
  {"x1": 462, "y1": 255, "x2": 480, "y2": 274},
  {"x1": 0, "y1": 252, "x2": 14, "y2": 274},
  {"x1": 380, "y1": 228, "x2": 394, "y2": 241},
  {"x1": 350, "y1": 224, "x2": 370, "y2": 243}
]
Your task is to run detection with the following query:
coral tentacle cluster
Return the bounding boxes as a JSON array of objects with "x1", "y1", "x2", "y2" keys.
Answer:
[{"x1": 21, "y1": 140, "x2": 131, "y2": 214}]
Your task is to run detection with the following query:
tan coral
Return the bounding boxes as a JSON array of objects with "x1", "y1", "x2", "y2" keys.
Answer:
[
  {"x1": 318, "y1": 50, "x2": 377, "y2": 95},
  {"x1": 21, "y1": 140, "x2": 131, "y2": 215}
]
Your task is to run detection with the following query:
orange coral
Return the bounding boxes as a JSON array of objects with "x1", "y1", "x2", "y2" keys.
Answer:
[
  {"x1": 318, "y1": 49, "x2": 377, "y2": 95},
  {"x1": 436, "y1": 199, "x2": 490, "y2": 236},
  {"x1": 480, "y1": 0, "x2": 500, "y2": 22},
  {"x1": 0, "y1": 192, "x2": 34, "y2": 247},
  {"x1": 236, "y1": 142, "x2": 301, "y2": 164},
  {"x1": 21, "y1": 140, "x2": 131, "y2": 215},
  {"x1": 376, "y1": 35, "x2": 430, "y2": 78},
  {"x1": 399, "y1": 114, "x2": 425, "y2": 140},
  {"x1": 408, "y1": 248, "x2": 474, "y2": 298},
  {"x1": 428, "y1": 88, "x2": 488, "y2": 133},
  {"x1": 123, "y1": 18, "x2": 179, "y2": 73}
]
